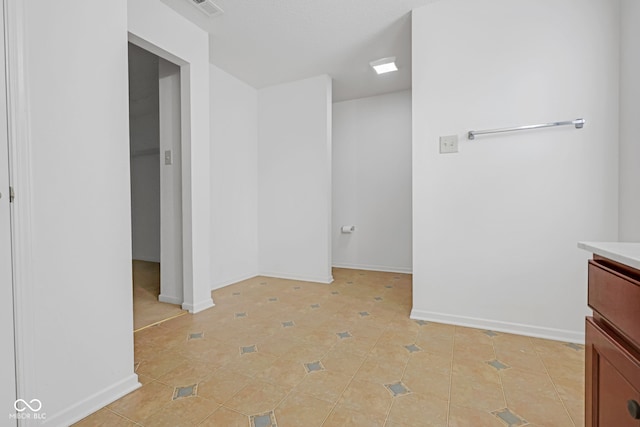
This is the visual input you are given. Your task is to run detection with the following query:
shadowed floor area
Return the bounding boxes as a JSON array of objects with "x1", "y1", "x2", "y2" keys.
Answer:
[{"x1": 133, "y1": 260, "x2": 186, "y2": 331}]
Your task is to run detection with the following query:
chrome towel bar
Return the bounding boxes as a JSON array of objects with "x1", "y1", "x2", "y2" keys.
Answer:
[{"x1": 468, "y1": 118, "x2": 585, "y2": 140}]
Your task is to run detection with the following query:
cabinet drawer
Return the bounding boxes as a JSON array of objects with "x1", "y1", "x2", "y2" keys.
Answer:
[
  {"x1": 586, "y1": 318, "x2": 640, "y2": 427},
  {"x1": 588, "y1": 260, "x2": 640, "y2": 348}
]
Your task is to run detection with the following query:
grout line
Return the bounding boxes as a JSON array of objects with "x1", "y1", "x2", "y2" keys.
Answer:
[
  {"x1": 532, "y1": 339, "x2": 578, "y2": 427},
  {"x1": 134, "y1": 311, "x2": 188, "y2": 333},
  {"x1": 445, "y1": 328, "x2": 457, "y2": 426}
]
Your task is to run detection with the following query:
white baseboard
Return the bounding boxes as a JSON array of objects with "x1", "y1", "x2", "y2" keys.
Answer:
[
  {"x1": 332, "y1": 263, "x2": 412, "y2": 274},
  {"x1": 158, "y1": 294, "x2": 182, "y2": 305},
  {"x1": 260, "y1": 271, "x2": 334, "y2": 284},
  {"x1": 211, "y1": 272, "x2": 259, "y2": 291},
  {"x1": 42, "y1": 374, "x2": 140, "y2": 426},
  {"x1": 410, "y1": 308, "x2": 584, "y2": 344},
  {"x1": 182, "y1": 298, "x2": 215, "y2": 314}
]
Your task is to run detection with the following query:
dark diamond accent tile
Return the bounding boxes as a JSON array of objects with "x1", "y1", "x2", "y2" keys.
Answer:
[
  {"x1": 347, "y1": 281, "x2": 353, "y2": 284},
  {"x1": 565, "y1": 342, "x2": 584, "y2": 351},
  {"x1": 293, "y1": 286, "x2": 301, "y2": 290},
  {"x1": 337, "y1": 331, "x2": 352, "y2": 339},
  {"x1": 385, "y1": 382, "x2": 411, "y2": 397},
  {"x1": 404, "y1": 344, "x2": 422, "y2": 353},
  {"x1": 414, "y1": 320, "x2": 429, "y2": 326},
  {"x1": 282, "y1": 321, "x2": 295, "y2": 328},
  {"x1": 240, "y1": 345, "x2": 257, "y2": 355},
  {"x1": 232, "y1": 292, "x2": 241, "y2": 296},
  {"x1": 250, "y1": 411, "x2": 277, "y2": 427},
  {"x1": 374, "y1": 296, "x2": 383, "y2": 301},
  {"x1": 235, "y1": 312, "x2": 247, "y2": 319},
  {"x1": 331, "y1": 291, "x2": 339, "y2": 295},
  {"x1": 394, "y1": 276, "x2": 400, "y2": 279},
  {"x1": 487, "y1": 359, "x2": 510, "y2": 371},
  {"x1": 359, "y1": 311, "x2": 370, "y2": 317},
  {"x1": 385, "y1": 285, "x2": 393, "y2": 288},
  {"x1": 304, "y1": 361, "x2": 325, "y2": 373},
  {"x1": 188, "y1": 332, "x2": 204, "y2": 340},
  {"x1": 491, "y1": 408, "x2": 527, "y2": 426},
  {"x1": 173, "y1": 384, "x2": 197, "y2": 400},
  {"x1": 260, "y1": 281, "x2": 267, "y2": 285},
  {"x1": 311, "y1": 304, "x2": 320, "y2": 309},
  {"x1": 268, "y1": 297, "x2": 278, "y2": 302},
  {"x1": 359, "y1": 273, "x2": 365, "y2": 276},
  {"x1": 484, "y1": 330, "x2": 499, "y2": 337}
]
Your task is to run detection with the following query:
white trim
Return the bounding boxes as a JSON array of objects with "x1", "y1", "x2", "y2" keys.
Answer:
[
  {"x1": 42, "y1": 375, "x2": 140, "y2": 426},
  {"x1": 158, "y1": 294, "x2": 183, "y2": 305},
  {"x1": 332, "y1": 263, "x2": 412, "y2": 274},
  {"x1": 260, "y1": 271, "x2": 334, "y2": 284},
  {"x1": 182, "y1": 298, "x2": 214, "y2": 314},
  {"x1": 5, "y1": 0, "x2": 37, "y2": 423},
  {"x1": 211, "y1": 272, "x2": 258, "y2": 291},
  {"x1": 410, "y1": 308, "x2": 585, "y2": 344},
  {"x1": 132, "y1": 256, "x2": 160, "y2": 263}
]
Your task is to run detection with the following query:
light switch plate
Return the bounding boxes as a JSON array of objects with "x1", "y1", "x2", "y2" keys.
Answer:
[
  {"x1": 439, "y1": 135, "x2": 458, "y2": 154},
  {"x1": 164, "y1": 150, "x2": 173, "y2": 165}
]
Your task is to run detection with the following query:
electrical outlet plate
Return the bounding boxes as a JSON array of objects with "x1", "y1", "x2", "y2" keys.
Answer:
[{"x1": 439, "y1": 135, "x2": 458, "y2": 154}]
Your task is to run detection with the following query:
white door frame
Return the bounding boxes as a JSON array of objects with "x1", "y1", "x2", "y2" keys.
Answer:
[
  {"x1": 127, "y1": 33, "x2": 197, "y2": 311},
  {"x1": 4, "y1": 0, "x2": 37, "y2": 421}
]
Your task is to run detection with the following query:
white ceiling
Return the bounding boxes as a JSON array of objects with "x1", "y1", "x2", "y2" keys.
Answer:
[{"x1": 160, "y1": 0, "x2": 437, "y2": 102}]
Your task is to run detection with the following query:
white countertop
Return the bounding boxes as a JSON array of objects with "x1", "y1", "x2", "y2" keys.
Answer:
[{"x1": 578, "y1": 241, "x2": 640, "y2": 270}]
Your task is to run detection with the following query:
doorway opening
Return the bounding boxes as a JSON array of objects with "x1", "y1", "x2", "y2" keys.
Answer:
[{"x1": 128, "y1": 43, "x2": 185, "y2": 331}]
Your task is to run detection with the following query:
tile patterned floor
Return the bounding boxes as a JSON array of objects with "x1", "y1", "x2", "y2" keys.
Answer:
[{"x1": 75, "y1": 268, "x2": 585, "y2": 426}]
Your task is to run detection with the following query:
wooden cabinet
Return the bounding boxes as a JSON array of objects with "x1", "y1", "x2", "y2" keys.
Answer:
[{"x1": 586, "y1": 255, "x2": 640, "y2": 427}]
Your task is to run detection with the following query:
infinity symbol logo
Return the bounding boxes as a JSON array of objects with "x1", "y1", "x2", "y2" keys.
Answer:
[{"x1": 14, "y1": 399, "x2": 42, "y2": 412}]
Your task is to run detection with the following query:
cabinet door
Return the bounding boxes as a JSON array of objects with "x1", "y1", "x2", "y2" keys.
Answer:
[{"x1": 587, "y1": 318, "x2": 640, "y2": 427}]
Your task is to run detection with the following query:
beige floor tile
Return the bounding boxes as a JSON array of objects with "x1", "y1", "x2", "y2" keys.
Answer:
[
  {"x1": 73, "y1": 408, "x2": 137, "y2": 426},
  {"x1": 257, "y1": 356, "x2": 308, "y2": 388},
  {"x1": 320, "y1": 346, "x2": 366, "y2": 377},
  {"x1": 453, "y1": 340, "x2": 496, "y2": 363},
  {"x1": 404, "y1": 350, "x2": 453, "y2": 377},
  {"x1": 139, "y1": 396, "x2": 219, "y2": 426},
  {"x1": 223, "y1": 380, "x2": 289, "y2": 415},
  {"x1": 448, "y1": 404, "x2": 505, "y2": 427},
  {"x1": 451, "y1": 358, "x2": 501, "y2": 386},
  {"x1": 198, "y1": 406, "x2": 248, "y2": 427},
  {"x1": 195, "y1": 368, "x2": 253, "y2": 404},
  {"x1": 337, "y1": 378, "x2": 393, "y2": 419},
  {"x1": 273, "y1": 392, "x2": 334, "y2": 427},
  {"x1": 294, "y1": 370, "x2": 353, "y2": 403},
  {"x1": 500, "y1": 367, "x2": 560, "y2": 402},
  {"x1": 322, "y1": 403, "x2": 386, "y2": 427},
  {"x1": 449, "y1": 376, "x2": 506, "y2": 413},
  {"x1": 156, "y1": 359, "x2": 217, "y2": 387},
  {"x1": 415, "y1": 334, "x2": 454, "y2": 356},
  {"x1": 107, "y1": 381, "x2": 174, "y2": 422},
  {"x1": 507, "y1": 394, "x2": 574, "y2": 426},
  {"x1": 402, "y1": 366, "x2": 450, "y2": 400},
  {"x1": 135, "y1": 350, "x2": 188, "y2": 380},
  {"x1": 493, "y1": 346, "x2": 547, "y2": 374},
  {"x1": 386, "y1": 392, "x2": 448, "y2": 427},
  {"x1": 224, "y1": 351, "x2": 278, "y2": 378},
  {"x1": 354, "y1": 357, "x2": 406, "y2": 385}
]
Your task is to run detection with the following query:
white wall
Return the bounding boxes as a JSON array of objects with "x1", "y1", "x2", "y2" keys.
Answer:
[
  {"x1": 332, "y1": 91, "x2": 412, "y2": 273},
  {"x1": 258, "y1": 75, "x2": 333, "y2": 283},
  {"x1": 20, "y1": 0, "x2": 139, "y2": 424},
  {"x1": 128, "y1": 0, "x2": 213, "y2": 313},
  {"x1": 619, "y1": 0, "x2": 640, "y2": 242},
  {"x1": 210, "y1": 64, "x2": 259, "y2": 289},
  {"x1": 411, "y1": 0, "x2": 620, "y2": 342},
  {"x1": 129, "y1": 44, "x2": 160, "y2": 263}
]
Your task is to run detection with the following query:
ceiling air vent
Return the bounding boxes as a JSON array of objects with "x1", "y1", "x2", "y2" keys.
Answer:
[{"x1": 189, "y1": 0, "x2": 224, "y2": 17}]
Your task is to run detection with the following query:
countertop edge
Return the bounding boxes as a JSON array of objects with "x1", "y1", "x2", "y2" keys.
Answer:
[{"x1": 578, "y1": 241, "x2": 640, "y2": 271}]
